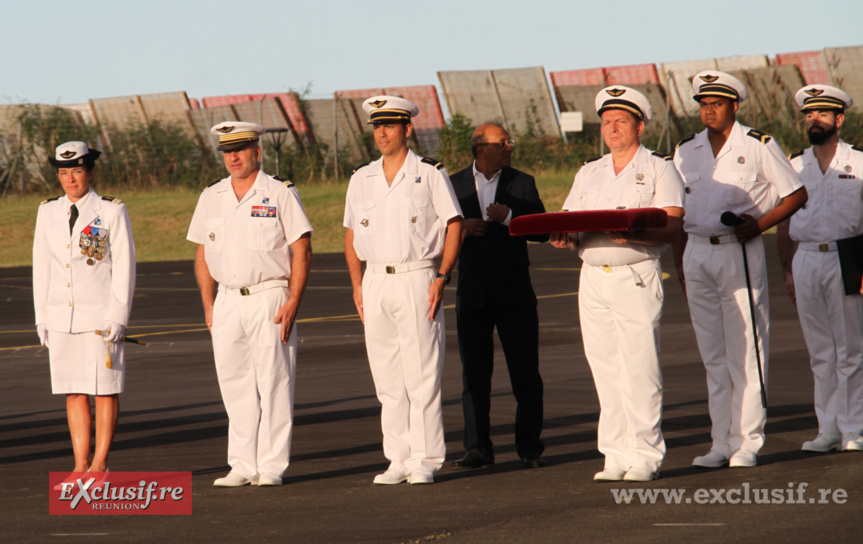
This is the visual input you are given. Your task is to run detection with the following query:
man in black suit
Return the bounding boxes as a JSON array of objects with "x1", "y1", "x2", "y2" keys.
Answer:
[{"x1": 449, "y1": 123, "x2": 548, "y2": 469}]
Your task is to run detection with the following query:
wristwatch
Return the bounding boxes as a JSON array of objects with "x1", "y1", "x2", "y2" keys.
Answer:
[{"x1": 435, "y1": 272, "x2": 451, "y2": 285}]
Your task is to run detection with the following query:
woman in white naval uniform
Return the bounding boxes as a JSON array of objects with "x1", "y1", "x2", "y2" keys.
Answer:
[
  {"x1": 551, "y1": 87, "x2": 684, "y2": 482},
  {"x1": 33, "y1": 142, "x2": 136, "y2": 477}
]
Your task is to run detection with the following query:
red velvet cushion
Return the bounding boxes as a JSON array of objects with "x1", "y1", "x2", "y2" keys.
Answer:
[{"x1": 509, "y1": 208, "x2": 668, "y2": 236}]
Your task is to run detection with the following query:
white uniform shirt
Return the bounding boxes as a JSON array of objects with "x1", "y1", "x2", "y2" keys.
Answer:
[
  {"x1": 562, "y1": 145, "x2": 684, "y2": 266},
  {"x1": 187, "y1": 170, "x2": 313, "y2": 288},
  {"x1": 788, "y1": 139, "x2": 863, "y2": 242},
  {"x1": 471, "y1": 162, "x2": 512, "y2": 225},
  {"x1": 33, "y1": 189, "x2": 136, "y2": 332},
  {"x1": 674, "y1": 121, "x2": 802, "y2": 237},
  {"x1": 344, "y1": 150, "x2": 462, "y2": 264}
]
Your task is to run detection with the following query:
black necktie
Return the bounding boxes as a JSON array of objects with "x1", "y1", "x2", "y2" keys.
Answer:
[{"x1": 69, "y1": 204, "x2": 78, "y2": 235}]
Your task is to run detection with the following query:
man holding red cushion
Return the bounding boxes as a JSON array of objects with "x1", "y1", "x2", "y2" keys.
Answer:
[{"x1": 551, "y1": 86, "x2": 684, "y2": 482}]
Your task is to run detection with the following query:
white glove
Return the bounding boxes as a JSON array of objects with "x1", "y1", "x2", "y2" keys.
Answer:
[
  {"x1": 102, "y1": 321, "x2": 125, "y2": 343},
  {"x1": 37, "y1": 324, "x2": 48, "y2": 346}
]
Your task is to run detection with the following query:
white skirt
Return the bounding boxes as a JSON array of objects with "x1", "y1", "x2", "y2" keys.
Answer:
[{"x1": 48, "y1": 331, "x2": 125, "y2": 395}]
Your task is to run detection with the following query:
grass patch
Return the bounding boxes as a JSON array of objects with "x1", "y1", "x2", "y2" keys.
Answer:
[{"x1": 1, "y1": 172, "x2": 577, "y2": 268}]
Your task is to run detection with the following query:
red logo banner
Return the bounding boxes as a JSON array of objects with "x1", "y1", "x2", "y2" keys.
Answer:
[{"x1": 49, "y1": 472, "x2": 192, "y2": 515}]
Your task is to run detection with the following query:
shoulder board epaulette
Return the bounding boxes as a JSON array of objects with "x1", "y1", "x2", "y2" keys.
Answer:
[
  {"x1": 583, "y1": 156, "x2": 601, "y2": 165},
  {"x1": 421, "y1": 157, "x2": 444, "y2": 170},
  {"x1": 352, "y1": 161, "x2": 371, "y2": 174},
  {"x1": 274, "y1": 175, "x2": 294, "y2": 188},
  {"x1": 852, "y1": 144, "x2": 863, "y2": 153},
  {"x1": 205, "y1": 178, "x2": 221, "y2": 190},
  {"x1": 747, "y1": 129, "x2": 771, "y2": 144},
  {"x1": 651, "y1": 150, "x2": 672, "y2": 161},
  {"x1": 40, "y1": 195, "x2": 62, "y2": 205},
  {"x1": 789, "y1": 149, "x2": 805, "y2": 160},
  {"x1": 101, "y1": 196, "x2": 122, "y2": 204},
  {"x1": 675, "y1": 134, "x2": 696, "y2": 148}
]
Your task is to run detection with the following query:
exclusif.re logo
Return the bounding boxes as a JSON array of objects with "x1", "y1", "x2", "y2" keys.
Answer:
[{"x1": 50, "y1": 471, "x2": 192, "y2": 516}]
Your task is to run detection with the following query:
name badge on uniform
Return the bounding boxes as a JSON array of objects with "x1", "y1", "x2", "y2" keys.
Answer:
[{"x1": 251, "y1": 206, "x2": 277, "y2": 218}]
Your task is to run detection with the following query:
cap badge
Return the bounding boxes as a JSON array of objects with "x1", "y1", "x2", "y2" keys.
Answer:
[
  {"x1": 738, "y1": 156, "x2": 745, "y2": 164},
  {"x1": 369, "y1": 100, "x2": 387, "y2": 108},
  {"x1": 805, "y1": 88, "x2": 824, "y2": 97},
  {"x1": 606, "y1": 88, "x2": 626, "y2": 97},
  {"x1": 60, "y1": 150, "x2": 77, "y2": 159},
  {"x1": 699, "y1": 74, "x2": 719, "y2": 83},
  {"x1": 216, "y1": 126, "x2": 234, "y2": 134}
]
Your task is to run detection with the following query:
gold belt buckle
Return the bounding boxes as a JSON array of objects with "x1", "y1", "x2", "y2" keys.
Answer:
[
  {"x1": 709, "y1": 236, "x2": 720, "y2": 245},
  {"x1": 240, "y1": 286, "x2": 251, "y2": 296},
  {"x1": 386, "y1": 265, "x2": 396, "y2": 274},
  {"x1": 601, "y1": 265, "x2": 613, "y2": 273},
  {"x1": 818, "y1": 243, "x2": 829, "y2": 252}
]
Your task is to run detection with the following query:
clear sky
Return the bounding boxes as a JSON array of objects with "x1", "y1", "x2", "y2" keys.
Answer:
[{"x1": 3, "y1": 0, "x2": 861, "y2": 107}]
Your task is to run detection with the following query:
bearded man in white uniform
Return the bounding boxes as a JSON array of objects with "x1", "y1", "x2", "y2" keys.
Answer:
[
  {"x1": 551, "y1": 87, "x2": 684, "y2": 482},
  {"x1": 673, "y1": 71, "x2": 807, "y2": 469},
  {"x1": 344, "y1": 96, "x2": 464, "y2": 485},
  {"x1": 188, "y1": 122, "x2": 313, "y2": 487},
  {"x1": 777, "y1": 84, "x2": 863, "y2": 453},
  {"x1": 33, "y1": 141, "x2": 136, "y2": 479}
]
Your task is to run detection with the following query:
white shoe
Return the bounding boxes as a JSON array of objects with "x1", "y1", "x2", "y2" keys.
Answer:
[
  {"x1": 692, "y1": 450, "x2": 728, "y2": 468},
  {"x1": 729, "y1": 450, "x2": 757, "y2": 468},
  {"x1": 593, "y1": 468, "x2": 626, "y2": 481},
  {"x1": 624, "y1": 468, "x2": 658, "y2": 482},
  {"x1": 214, "y1": 471, "x2": 255, "y2": 487},
  {"x1": 802, "y1": 433, "x2": 841, "y2": 452},
  {"x1": 257, "y1": 472, "x2": 282, "y2": 486},
  {"x1": 409, "y1": 470, "x2": 434, "y2": 485},
  {"x1": 373, "y1": 468, "x2": 409, "y2": 485},
  {"x1": 842, "y1": 433, "x2": 863, "y2": 452}
]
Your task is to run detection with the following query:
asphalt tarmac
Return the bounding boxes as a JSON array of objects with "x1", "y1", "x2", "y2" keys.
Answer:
[{"x1": 1, "y1": 239, "x2": 860, "y2": 543}]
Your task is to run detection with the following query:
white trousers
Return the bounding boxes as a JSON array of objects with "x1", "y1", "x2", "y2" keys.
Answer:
[
  {"x1": 793, "y1": 248, "x2": 863, "y2": 435},
  {"x1": 684, "y1": 236, "x2": 768, "y2": 456},
  {"x1": 212, "y1": 286, "x2": 296, "y2": 478},
  {"x1": 362, "y1": 267, "x2": 445, "y2": 473},
  {"x1": 579, "y1": 260, "x2": 665, "y2": 473},
  {"x1": 49, "y1": 331, "x2": 125, "y2": 395}
]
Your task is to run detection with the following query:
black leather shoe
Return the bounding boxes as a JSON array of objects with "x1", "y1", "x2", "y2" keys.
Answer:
[
  {"x1": 451, "y1": 451, "x2": 493, "y2": 469},
  {"x1": 522, "y1": 453, "x2": 546, "y2": 468}
]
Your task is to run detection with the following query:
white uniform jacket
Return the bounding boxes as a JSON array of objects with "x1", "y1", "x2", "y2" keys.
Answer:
[
  {"x1": 33, "y1": 189, "x2": 136, "y2": 332},
  {"x1": 562, "y1": 145, "x2": 684, "y2": 265},
  {"x1": 187, "y1": 171, "x2": 313, "y2": 287},
  {"x1": 343, "y1": 150, "x2": 462, "y2": 264},
  {"x1": 788, "y1": 139, "x2": 863, "y2": 242},
  {"x1": 674, "y1": 121, "x2": 802, "y2": 236}
]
